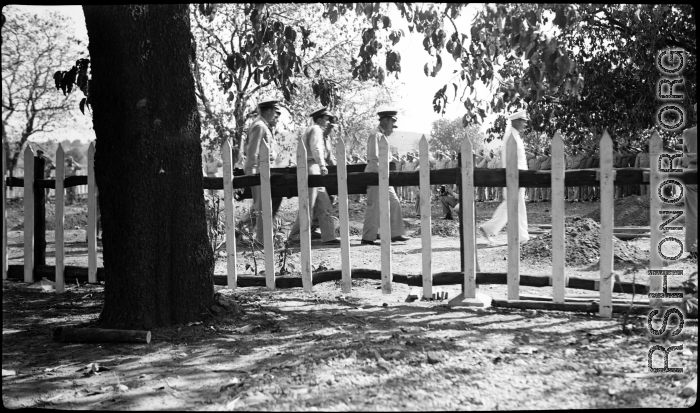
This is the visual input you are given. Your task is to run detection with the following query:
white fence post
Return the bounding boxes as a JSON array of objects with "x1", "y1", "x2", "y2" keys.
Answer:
[
  {"x1": 336, "y1": 138, "x2": 352, "y2": 293},
  {"x1": 599, "y1": 131, "x2": 614, "y2": 318},
  {"x1": 378, "y1": 135, "x2": 392, "y2": 294},
  {"x1": 551, "y1": 131, "x2": 566, "y2": 303},
  {"x1": 2, "y1": 143, "x2": 6, "y2": 280},
  {"x1": 648, "y1": 131, "x2": 664, "y2": 306},
  {"x1": 259, "y1": 140, "x2": 276, "y2": 290},
  {"x1": 87, "y1": 142, "x2": 97, "y2": 283},
  {"x1": 23, "y1": 145, "x2": 35, "y2": 283},
  {"x1": 506, "y1": 134, "x2": 520, "y2": 300},
  {"x1": 222, "y1": 139, "x2": 238, "y2": 290},
  {"x1": 461, "y1": 136, "x2": 477, "y2": 298},
  {"x1": 55, "y1": 146, "x2": 66, "y2": 293},
  {"x1": 419, "y1": 136, "x2": 432, "y2": 298},
  {"x1": 296, "y1": 138, "x2": 313, "y2": 293}
]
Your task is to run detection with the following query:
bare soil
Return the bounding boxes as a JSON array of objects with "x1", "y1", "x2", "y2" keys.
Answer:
[{"x1": 3, "y1": 194, "x2": 698, "y2": 410}]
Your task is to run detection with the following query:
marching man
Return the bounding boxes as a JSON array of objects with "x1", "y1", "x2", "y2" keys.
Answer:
[
  {"x1": 244, "y1": 99, "x2": 283, "y2": 245},
  {"x1": 479, "y1": 110, "x2": 532, "y2": 245},
  {"x1": 361, "y1": 108, "x2": 409, "y2": 245},
  {"x1": 288, "y1": 106, "x2": 341, "y2": 245}
]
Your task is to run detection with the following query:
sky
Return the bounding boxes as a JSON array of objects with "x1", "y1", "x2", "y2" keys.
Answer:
[
  {"x1": 384, "y1": 3, "x2": 492, "y2": 136},
  {"x1": 6, "y1": 5, "x2": 92, "y2": 143},
  {"x1": 7, "y1": 4, "x2": 496, "y2": 143}
]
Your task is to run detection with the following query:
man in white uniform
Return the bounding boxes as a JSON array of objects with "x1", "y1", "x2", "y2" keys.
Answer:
[
  {"x1": 478, "y1": 110, "x2": 531, "y2": 245},
  {"x1": 244, "y1": 99, "x2": 282, "y2": 245},
  {"x1": 361, "y1": 109, "x2": 409, "y2": 245},
  {"x1": 289, "y1": 106, "x2": 340, "y2": 245}
]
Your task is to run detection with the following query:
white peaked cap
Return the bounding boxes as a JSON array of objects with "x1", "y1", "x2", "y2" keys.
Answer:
[{"x1": 507, "y1": 110, "x2": 529, "y2": 121}]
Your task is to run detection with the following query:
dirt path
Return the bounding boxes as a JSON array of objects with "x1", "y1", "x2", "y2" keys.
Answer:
[{"x1": 2, "y1": 196, "x2": 698, "y2": 409}]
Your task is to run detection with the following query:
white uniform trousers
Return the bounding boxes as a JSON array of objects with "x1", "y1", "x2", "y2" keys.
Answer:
[
  {"x1": 289, "y1": 163, "x2": 337, "y2": 242},
  {"x1": 480, "y1": 187, "x2": 529, "y2": 243},
  {"x1": 362, "y1": 185, "x2": 405, "y2": 240}
]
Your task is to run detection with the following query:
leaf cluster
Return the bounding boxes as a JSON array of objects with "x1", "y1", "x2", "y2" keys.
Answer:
[{"x1": 321, "y1": 3, "x2": 696, "y2": 147}]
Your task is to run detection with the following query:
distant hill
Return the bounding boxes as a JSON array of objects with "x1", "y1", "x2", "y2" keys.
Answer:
[{"x1": 387, "y1": 130, "x2": 425, "y2": 155}]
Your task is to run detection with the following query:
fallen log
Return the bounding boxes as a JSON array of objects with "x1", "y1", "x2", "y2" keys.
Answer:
[
  {"x1": 53, "y1": 327, "x2": 151, "y2": 344},
  {"x1": 517, "y1": 293, "x2": 683, "y2": 307},
  {"x1": 490, "y1": 299, "x2": 654, "y2": 315}
]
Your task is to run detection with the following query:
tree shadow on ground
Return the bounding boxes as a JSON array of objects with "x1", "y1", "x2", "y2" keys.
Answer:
[{"x1": 2, "y1": 280, "x2": 695, "y2": 410}]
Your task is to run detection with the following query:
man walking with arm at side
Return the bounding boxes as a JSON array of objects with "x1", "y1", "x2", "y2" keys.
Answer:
[
  {"x1": 289, "y1": 106, "x2": 340, "y2": 245},
  {"x1": 244, "y1": 99, "x2": 283, "y2": 246},
  {"x1": 361, "y1": 109, "x2": 409, "y2": 245},
  {"x1": 478, "y1": 110, "x2": 531, "y2": 245}
]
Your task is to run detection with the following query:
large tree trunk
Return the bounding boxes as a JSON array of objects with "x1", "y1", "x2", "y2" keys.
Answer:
[{"x1": 83, "y1": 5, "x2": 214, "y2": 329}]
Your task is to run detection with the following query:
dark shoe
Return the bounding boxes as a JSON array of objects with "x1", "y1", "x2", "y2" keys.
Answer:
[
  {"x1": 391, "y1": 235, "x2": 410, "y2": 242},
  {"x1": 443, "y1": 214, "x2": 453, "y2": 220},
  {"x1": 361, "y1": 239, "x2": 377, "y2": 246},
  {"x1": 323, "y1": 239, "x2": 341, "y2": 245}
]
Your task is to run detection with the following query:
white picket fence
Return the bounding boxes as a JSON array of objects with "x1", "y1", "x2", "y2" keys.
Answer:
[
  {"x1": 2, "y1": 130, "x2": 683, "y2": 318},
  {"x1": 3, "y1": 142, "x2": 99, "y2": 293}
]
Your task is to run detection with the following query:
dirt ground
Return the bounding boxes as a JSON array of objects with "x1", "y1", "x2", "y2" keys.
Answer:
[{"x1": 2, "y1": 192, "x2": 698, "y2": 410}]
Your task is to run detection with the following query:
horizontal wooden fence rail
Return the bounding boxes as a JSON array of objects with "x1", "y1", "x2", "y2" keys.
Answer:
[
  {"x1": 200, "y1": 168, "x2": 699, "y2": 192},
  {"x1": 7, "y1": 169, "x2": 696, "y2": 193},
  {"x1": 6, "y1": 176, "x2": 87, "y2": 189},
  {"x1": 6, "y1": 264, "x2": 658, "y2": 294}
]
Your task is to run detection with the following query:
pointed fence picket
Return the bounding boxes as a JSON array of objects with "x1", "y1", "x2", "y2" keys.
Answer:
[
  {"x1": 296, "y1": 138, "x2": 313, "y2": 292},
  {"x1": 551, "y1": 131, "x2": 566, "y2": 303},
  {"x1": 598, "y1": 132, "x2": 615, "y2": 318},
  {"x1": 419, "y1": 136, "x2": 432, "y2": 298},
  {"x1": 505, "y1": 134, "x2": 520, "y2": 300},
  {"x1": 87, "y1": 142, "x2": 97, "y2": 283},
  {"x1": 259, "y1": 140, "x2": 276, "y2": 290},
  {"x1": 55, "y1": 146, "x2": 66, "y2": 293},
  {"x1": 461, "y1": 137, "x2": 477, "y2": 298},
  {"x1": 23, "y1": 145, "x2": 35, "y2": 283},
  {"x1": 336, "y1": 138, "x2": 352, "y2": 293},
  {"x1": 378, "y1": 135, "x2": 392, "y2": 294},
  {"x1": 222, "y1": 139, "x2": 238, "y2": 290},
  {"x1": 2, "y1": 143, "x2": 6, "y2": 280}
]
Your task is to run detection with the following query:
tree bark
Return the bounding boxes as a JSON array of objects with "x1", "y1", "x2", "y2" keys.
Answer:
[{"x1": 83, "y1": 5, "x2": 214, "y2": 329}]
